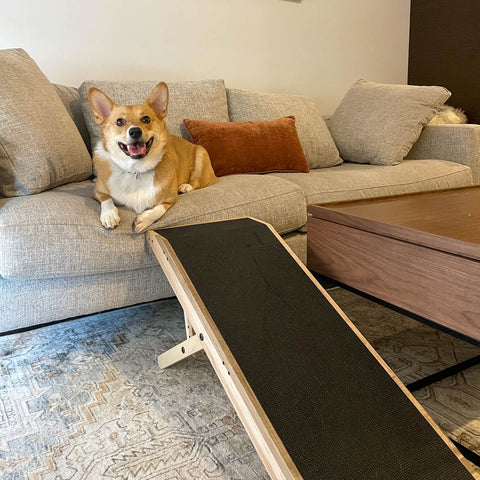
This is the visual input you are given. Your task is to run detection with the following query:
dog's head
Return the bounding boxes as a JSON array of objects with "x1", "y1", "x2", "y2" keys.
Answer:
[{"x1": 88, "y1": 82, "x2": 170, "y2": 170}]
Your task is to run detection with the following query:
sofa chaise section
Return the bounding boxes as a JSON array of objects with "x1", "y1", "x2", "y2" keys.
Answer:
[{"x1": 272, "y1": 158, "x2": 473, "y2": 206}]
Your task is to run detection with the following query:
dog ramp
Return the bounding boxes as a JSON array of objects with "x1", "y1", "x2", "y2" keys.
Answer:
[{"x1": 147, "y1": 218, "x2": 477, "y2": 480}]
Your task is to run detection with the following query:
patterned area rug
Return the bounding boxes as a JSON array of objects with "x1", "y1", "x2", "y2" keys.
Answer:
[{"x1": 1, "y1": 287, "x2": 479, "y2": 479}]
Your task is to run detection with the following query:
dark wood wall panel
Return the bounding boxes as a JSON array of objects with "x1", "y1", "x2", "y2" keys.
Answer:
[{"x1": 409, "y1": 0, "x2": 480, "y2": 123}]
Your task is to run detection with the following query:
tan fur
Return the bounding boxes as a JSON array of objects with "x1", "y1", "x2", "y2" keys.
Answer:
[
  {"x1": 429, "y1": 105, "x2": 468, "y2": 125},
  {"x1": 88, "y1": 82, "x2": 218, "y2": 232}
]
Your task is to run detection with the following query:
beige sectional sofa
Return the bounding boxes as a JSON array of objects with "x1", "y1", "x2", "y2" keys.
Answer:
[{"x1": 1, "y1": 49, "x2": 480, "y2": 333}]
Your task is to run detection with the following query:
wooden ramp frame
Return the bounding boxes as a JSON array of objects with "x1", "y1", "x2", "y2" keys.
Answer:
[{"x1": 147, "y1": 218, "x2": 477, "y2": 480}]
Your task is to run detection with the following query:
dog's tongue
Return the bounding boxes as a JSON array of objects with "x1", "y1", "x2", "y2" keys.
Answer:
[{"x1": 128, "y1": 142, "x2": 146, "y2": 156}]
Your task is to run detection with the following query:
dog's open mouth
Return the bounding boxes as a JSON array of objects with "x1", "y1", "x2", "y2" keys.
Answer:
[{"x1": 118, "y1": 137, "x2": 154, "y2": 159}]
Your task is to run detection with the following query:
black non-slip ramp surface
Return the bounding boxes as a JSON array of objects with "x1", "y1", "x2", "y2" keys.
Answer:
[{"x1": 156, "y1": 218, "x2": 474, "y2": 480}]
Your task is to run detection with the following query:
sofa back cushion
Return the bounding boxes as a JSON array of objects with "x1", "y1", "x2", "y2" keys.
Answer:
[
  {"x1": 0, "y1": 49, "x2": 92, "y2": 197},
  {"x1": 227, "y1": 88, "x2": 342, "y2": 170},
  {"x1": 53, "y1": 84, "x2": 91, "y2": 152},
  {"x1": 78, "y1": 79, "x2": 230, "y2": 152},
  {"x1": 328, "y1": 79, "x2": 451, "y2": 166}
]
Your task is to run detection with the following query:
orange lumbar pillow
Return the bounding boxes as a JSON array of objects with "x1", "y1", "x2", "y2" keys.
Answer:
[{"x1": 183, "y1": 116, "x2": 309, "y2": 177}]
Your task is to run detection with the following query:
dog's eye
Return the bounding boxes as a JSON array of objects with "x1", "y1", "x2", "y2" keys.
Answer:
[
  {"x1": 141, "y1": 116, "x2": 151, "y2": 124},
  {"x1": 116, "y1": 118, "x2": 126, "y2": 127}
]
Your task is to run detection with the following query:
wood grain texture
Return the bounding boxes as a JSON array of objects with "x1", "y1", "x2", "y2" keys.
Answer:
[
  {"x1": 308, "y1": 186, "x2": 480, "y2": 260},
  {"x1": 308, "y1": 216, "x2": 480, "y2": 342}
]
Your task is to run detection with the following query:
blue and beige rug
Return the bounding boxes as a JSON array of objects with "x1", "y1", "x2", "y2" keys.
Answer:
[{"x1": 1, "y1": 287, "x2": 479, "y2": 479}]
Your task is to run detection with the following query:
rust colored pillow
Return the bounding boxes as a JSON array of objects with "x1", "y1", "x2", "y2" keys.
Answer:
[{"x1": 183, "y1": 116, "x2": 309, "y2": 177}]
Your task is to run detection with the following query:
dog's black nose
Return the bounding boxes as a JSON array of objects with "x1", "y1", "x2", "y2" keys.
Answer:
[{"x1": 129, "y1": 127, "x2": 142, "y2": 139}]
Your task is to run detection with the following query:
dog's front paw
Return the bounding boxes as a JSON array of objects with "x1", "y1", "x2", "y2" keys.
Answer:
[
  {"x1": 133, "y1": 214, "x2": 153, "y2": 233},
  {"x1": 100, "y1": 207, "x2": 120, "y2": 229},
  {"x1": 178, "y1": 183, "x2": 193, "y2": 194},
  {"x1": 133, "y1": 205, "x2": 167, "y2": 233}
]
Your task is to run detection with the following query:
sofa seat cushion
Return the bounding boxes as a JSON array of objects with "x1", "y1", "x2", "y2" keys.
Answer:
[
  {"x1": 270, "y1": 159, "x2": 473, "y2": 205},
  {"x1": 0, "y1": 175, "x2": 306, "y2": 280}
]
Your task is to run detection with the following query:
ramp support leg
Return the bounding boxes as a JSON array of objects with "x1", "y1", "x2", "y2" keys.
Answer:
[{"x1": 158, "y1": 334, "x2": 204, "y2": 369}]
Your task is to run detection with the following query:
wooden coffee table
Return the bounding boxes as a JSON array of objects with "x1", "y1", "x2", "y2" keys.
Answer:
[{"x1": 307, "y1": 186, "x2": 480, "y2": 343}]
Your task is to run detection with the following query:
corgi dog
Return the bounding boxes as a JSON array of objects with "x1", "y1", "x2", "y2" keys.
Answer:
[{"x1": 88, "y1": 82, "x2": 218, "y2": 232}]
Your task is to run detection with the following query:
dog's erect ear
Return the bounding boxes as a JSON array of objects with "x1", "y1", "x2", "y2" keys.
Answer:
[
  {"x1": 147, "y1": 82, "x2": 169, "y2": 119},
  {"x1": 88, "y1": 88, "x2": 116, "y2": 124}
]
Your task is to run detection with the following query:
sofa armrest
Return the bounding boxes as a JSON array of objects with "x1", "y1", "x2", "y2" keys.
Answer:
[{"x1": 406, "y1": 124, "x2": 480, "y2": 184}]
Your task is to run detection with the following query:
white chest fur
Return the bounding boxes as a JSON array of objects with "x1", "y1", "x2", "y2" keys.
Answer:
[{"x1": 107, "y1": 165, "x2": 159, "y2": 214}]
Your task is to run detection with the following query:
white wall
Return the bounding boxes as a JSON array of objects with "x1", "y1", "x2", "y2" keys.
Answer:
[{"x1": 0, "y1": 0, "x2": 410, "y2": 113}]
